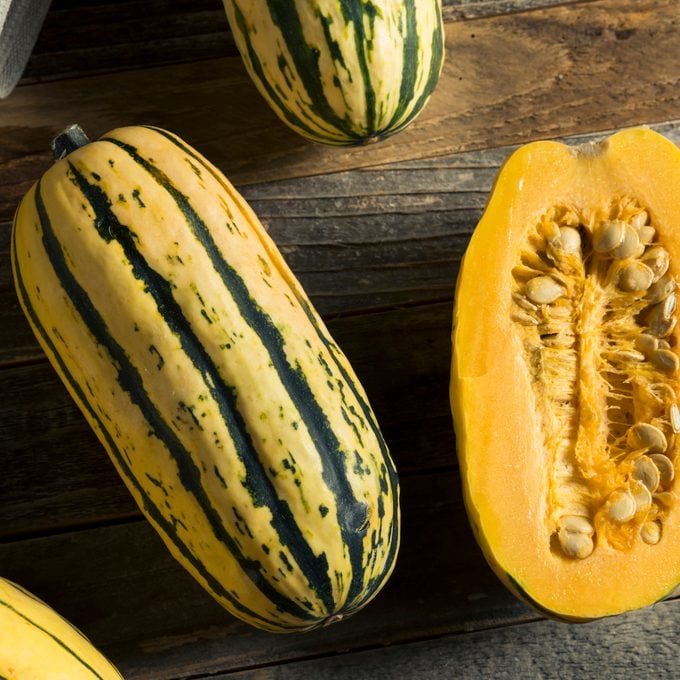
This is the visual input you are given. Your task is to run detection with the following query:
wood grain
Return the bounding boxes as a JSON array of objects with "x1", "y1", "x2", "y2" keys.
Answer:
[
  {"x1": 22, "y1": 0, "x2": 579, "y2": 84},
  {"x1": 1, "y1": 0, "x2": 677, "y2": 223},
  {"x1": 223, "y1": 599, "x2": 680, "y2": 679}
]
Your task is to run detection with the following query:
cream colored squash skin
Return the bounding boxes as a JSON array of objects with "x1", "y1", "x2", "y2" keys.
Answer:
[
  {"x1": 0, "y1": 578, "x2": 122, "y2": 679},
  {"x1": 222, "y1": 0, "x2": 444, "y2": 145},
  {"x1": 11, "y1": 125, "x2": 400, "y2": 632},
  {"x1": 451, "y1": 128, "x2": 680, "y2": 620}
]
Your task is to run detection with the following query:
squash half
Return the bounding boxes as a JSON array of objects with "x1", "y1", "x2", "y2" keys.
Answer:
[{"x1": 451, "y1": 128, "x2": 680, "y2": 620}]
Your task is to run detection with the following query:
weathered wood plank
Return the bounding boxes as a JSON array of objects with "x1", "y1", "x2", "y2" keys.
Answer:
[
  {"x1": 0, "y1": 469, "x2": 538, "y2": 679},
  {"x1": 442, "y1": 0, "x2": 589, "y2": 20},
  {"x1": 22, "y1": 0, "x2": 235, "y2": 84},
  {"x1": 0, "y1": 301, "x2": 455, "y2": 538},
  {"x1": 1, "y1": 0, "x2": 677, "y2": 223},
  {"x1": 220, "y1": 599, "x2": 680, "y2": 679},
  {"x1": 22, "y1": 0, "x2": 581, "y2": 85}
]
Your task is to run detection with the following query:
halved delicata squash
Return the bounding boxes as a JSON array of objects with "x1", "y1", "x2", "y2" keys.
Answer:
[{"x1": 451, "y1": 128, "x2": 680, "y2": 620}]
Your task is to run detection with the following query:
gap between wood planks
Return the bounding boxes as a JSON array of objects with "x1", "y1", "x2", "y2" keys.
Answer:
[
  {"x1": 174, "y1": 617, "x2": 555, "y2": 680},
  {"x1": 176, "y1": 597, "x2": 680, "y2": 679}
]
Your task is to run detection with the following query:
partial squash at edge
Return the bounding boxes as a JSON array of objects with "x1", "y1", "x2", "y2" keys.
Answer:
[
  {"x1": 222, "y1": 0, "x2": 444, "y2": 146},
  {"x1": 0, "y1": 578, "x2": 122, "y2": 678}
]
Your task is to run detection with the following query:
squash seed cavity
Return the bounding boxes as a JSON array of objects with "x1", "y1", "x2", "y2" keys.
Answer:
[{"x1": 511, "y1": 200, "x2": 678, "y2": 559}]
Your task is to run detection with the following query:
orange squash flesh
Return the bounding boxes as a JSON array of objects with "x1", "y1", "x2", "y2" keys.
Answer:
[{"x1": 451, "y1": 128, "x2": 680, "y2": 620}]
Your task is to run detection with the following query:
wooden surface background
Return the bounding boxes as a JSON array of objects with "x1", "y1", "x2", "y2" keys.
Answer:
[{"x1": 1, "y1": 1, "x2": 679, "y2": 678}]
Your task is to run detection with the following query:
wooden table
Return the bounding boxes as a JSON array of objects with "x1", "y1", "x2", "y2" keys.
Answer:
[{"x1": 1, "y1": 1, "x2": 679, "y2": 677}]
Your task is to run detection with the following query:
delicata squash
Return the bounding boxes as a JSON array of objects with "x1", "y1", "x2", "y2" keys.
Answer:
[
  {"x1": 0, "y1": 577, "x2": 122, "y2": 679},
  {"x1": 222, "y1": 0, "x2": 444, "y2": 145},
  {"x1": 451, "y1": 128, "x2": 680, "y2": 620},
  {"x1": 11, "y1": 124, "x2": 400, "y2": 633}
]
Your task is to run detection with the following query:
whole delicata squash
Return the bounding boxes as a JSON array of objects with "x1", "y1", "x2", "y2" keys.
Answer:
[
  {"x1": 451, "y1": 128, "x2": 680, "y2": 620},
  {"x1": 222, "y1": 0, "x2": 444, "y2": 146},
  {"x1": 11, "y1": 124, "x2": 400, "y2": 633}
]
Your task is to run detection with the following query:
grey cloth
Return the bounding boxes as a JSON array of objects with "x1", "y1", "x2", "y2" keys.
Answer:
[{"x1": 1, "y1": 0, "x2": 51, "y2": 98}]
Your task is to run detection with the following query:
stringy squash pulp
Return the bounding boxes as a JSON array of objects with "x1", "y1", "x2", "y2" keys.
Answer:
[{"x1": 451, "y1": 128, "x2": 680, "y2": 620}]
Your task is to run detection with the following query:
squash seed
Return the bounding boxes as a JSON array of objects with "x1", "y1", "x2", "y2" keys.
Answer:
[
  {"x1": 512, "y1": 292, "x2": 538, "y2": 312},
  {"x1": 630, "y1": 210, "x2": 649, "y2": 230},
  {"x1": 647, "y1": 273, "x2": 676, "y2": 304},
  {"x1": 641, "y1": 246, "x2": 670, "y2": 282},
  {"x1": 648, "y1": 382, "x2": 677, "y2": 404},
  {"x1": 609, "y1": 349, "x2": 645, "y2": 363},
  {"x1": 611, "y1": 223, "x2": 640, "y2": 260},
  {"x1": 640, "y1": 520, "x2": 662, "y2": 545},
  {"x1": 606, "y1": 489, "x2": 636, "y2": 523},
  {"x1": 550, "y1": 304, "x2": 571, "y2": 319},
  {"x1": 626, "y1": 423, "x2": 667, "y2": 453},
  {"x1": 526, "y1": 276, "x2": 565, "y2": 304},
  {"x1": 632, "y1": 455, "x2": 661, "y2": 492},
  {"x1": 558, "y1": 529, "x2": 594, "y2": 559},
  {"x1": 650, "y1": 348, "x2": 679, "y2": 375},
  {"x1": 557, "y1": 513, "x2": 595, "y2": 561},
  {"x1": 649, "y1": 453, "x2": 675, "y2": 487},
  {"x1": 670, "y1": 402, "x2": 680, "y2": 434},
  {"x1": 558, "y1": 226, "x2": 582, "y2": 254},
  {"x1": 647, "y1": 315, "x2": 677, "y2": 339},
  {"x1": 652, "y1": 292, "x2": 677, "y2": 320},
  {"x1": 635, "y1": 333, "x2": 658, "y2": 355},
  {"x1": 593, "y1": 220, "x2": 626, "y2": 253},
  {"x1": 511, "y1": 310, "x2": 540, "y2": 326},
  {"x1": 559, "y1": 515, "x2": 594, "y2": 535},
  {"x1": 654, "y1": 491, "x2": 674, "y2": 508},
  {"x1": 638, "y1": 225, "x2": 656, "y2": 245},
  {"x1": 631, "y1": 479, "x2": 653, "y2": 514},
  {"x1": 618, "y1": 261, "x2": 655, "y2": 292}
]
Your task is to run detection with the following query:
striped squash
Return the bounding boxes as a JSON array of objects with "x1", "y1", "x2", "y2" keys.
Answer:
[
  {"x1": 222, "y1": 0, "x2": 445, "y2": 145},
  {"x1": 11, "y1": 124, "x2": 400, "y2": 633},
  {"x1": 0, "y1": 578, "x2": 122, "y2": 679}
]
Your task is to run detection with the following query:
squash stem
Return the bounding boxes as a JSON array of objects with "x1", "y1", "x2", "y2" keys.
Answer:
[{"x1": 51, "y1": 124, "x2": 90, "y2": 161}]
